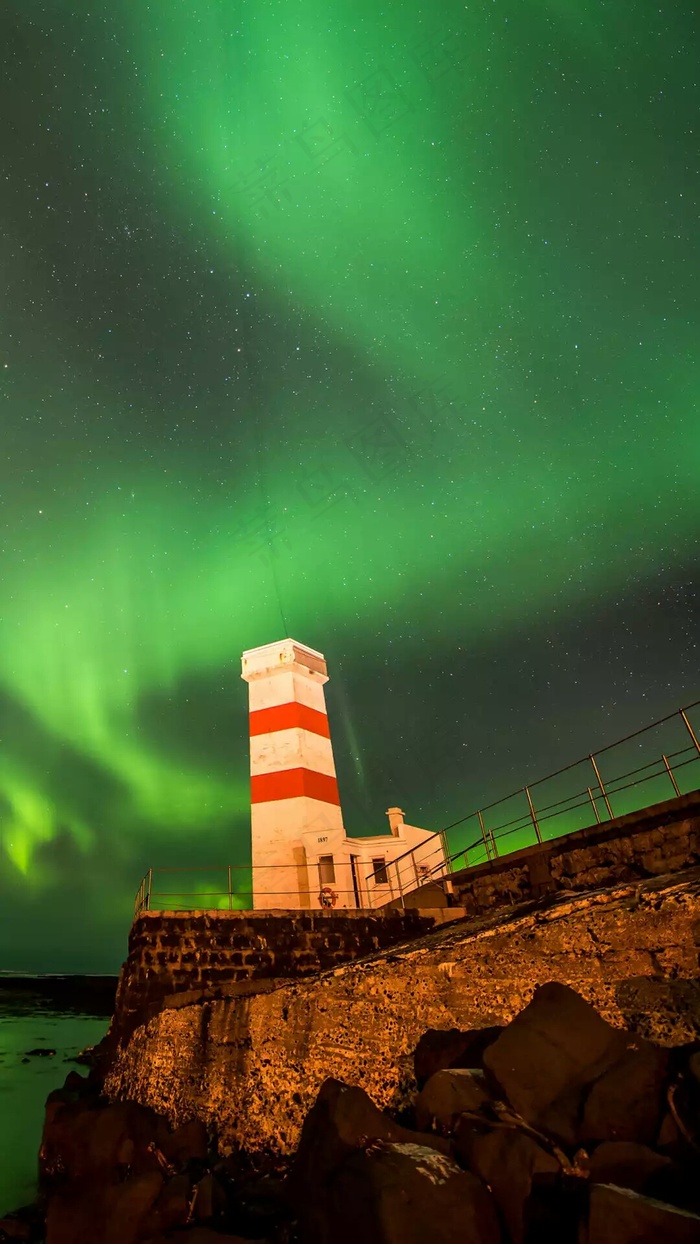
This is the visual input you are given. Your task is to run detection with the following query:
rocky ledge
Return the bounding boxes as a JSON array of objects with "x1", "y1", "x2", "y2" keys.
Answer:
[{"x1": 2, "y1": 980, "x2": 700, "y2": 1244}]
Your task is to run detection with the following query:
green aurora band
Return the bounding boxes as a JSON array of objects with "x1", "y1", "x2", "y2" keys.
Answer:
[{"x1": 1, "y1": 0, "x2": 698, "y2": 965}]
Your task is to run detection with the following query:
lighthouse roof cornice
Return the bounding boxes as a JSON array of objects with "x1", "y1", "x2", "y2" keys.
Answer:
[{"x1": 241, "y1": 638, "x2": 328, "y2": 682}]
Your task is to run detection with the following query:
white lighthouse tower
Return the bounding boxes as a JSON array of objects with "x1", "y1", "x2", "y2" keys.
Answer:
[
  {"x1": 241, "y1": 638, "x2": 447, "y2": 910},
  {"x1": 241, "y1": 639, "x2": 344, "y2": 908}
]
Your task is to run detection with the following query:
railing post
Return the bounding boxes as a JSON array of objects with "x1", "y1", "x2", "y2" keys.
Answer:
[
  {"x1": 227, "y1": 865, "x2": 232, "y2": 910},
  {"x1": 662, "y1": 754, "x2": 681, "y2": 797},
  {"x1": 680, "y1": 708, "x2": 700, "y2": 756},
  {"x1": 146, "y1": 867, "x2": 153, "y2": 911},
  {"x1": 440, "y1": 829, "x2": 452, "y2": 873},
  {"x1": 524, "y1": 786, "x2": 543, "y2": 843},
  {"x1": 395, "y1": 858, "x2": 405, "y2": 909},
  {"x1": 589, "y1": 754, "x2": 613, "y2": 819},
  {"x1": 412, "y1": 850, "x2": 421, "y2": 888},
  {"x1": 587, "y1": 786, "x2": 602, "y2": 824},
  {"x1": 477, "y1": 809, "x2": 492, "y2": 859}
]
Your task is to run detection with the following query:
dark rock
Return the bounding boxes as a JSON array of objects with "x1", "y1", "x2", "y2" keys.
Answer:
[
  {"x1": 160, "y1": 1118, "x2": 209, "y2": 1168},
  {"x1": 318, "y1": 1140, "x2": 502, "y2": 1244},
  {"x1": 24, "y1": 1048, "x2": 56, "y2": 1058},
  {"x1": 211, "y1": 1166, "x2": 292, "y2": 1239},
  {"x1": 415, "y1": 1068, "x2": 490, "y2": 1132},
  {"x1": 483, "y1": 983, "x2": 643, "y2": 1146},
  {"x1": 39, "y1": 1099, "x2": 170, "y2": 1187},
  {"x1": 105, "y1": 1171, "x2": 166, "y2": 1244},
  {"x1": 657, "y1": 1109, "x2": 684, "y2": 1153},
  {"x1": 580, "y1": 1040, "x2": 669, "y2": 1145},
  {"x1": 0, "y1": 1204, "x2": 44, "y2": 1242},
  {"x1": 584, "y1": 1182, "x2": 700, "y2": 1243},
  {"x1": 291, "y1": 1076, "x2": 451, "y2": 1174},
  {"x1": 588, "y1": 1141, "x2": 673, "y2": 1195},
  {"x1": 414, "y1": 1025, "x2": 503, "y2": 1089},
  {"x1": 523, "y1": 1170, "x2": 585, "y2": 1244},
  {"x1": 0, "y1": 1209, "x2": 34, "y2": 1241},
  {"x1": 61, "y1": 1071, "x2": 89, "y2": 1095},
  {"x1": 191, "y1": 1172, "x2": 227, "y2": 1222},
  {"x1": 288, "y1": 1078, "x2": 452, "y2": 1242},
  {"x1": 454, "y1": 1118, "x2": 562, "y2": 1244},
  {"x1": 69, "y1": 1045, "x2": 96, "y2": 1067},
  {"x1": 142, "y1": 1231, "x2": 260, "y2": 1243},
  {"x1": 140, "y1": 1174, "x2": 192, "y2": 1236},
  {"x1": 45, "y1": 1171, "x2": 163, "y2": 1244}
]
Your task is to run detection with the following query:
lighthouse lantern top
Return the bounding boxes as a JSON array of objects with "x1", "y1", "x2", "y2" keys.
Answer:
[{"x1": 241, "y1": 638, "x2": 328, "y2": 682}]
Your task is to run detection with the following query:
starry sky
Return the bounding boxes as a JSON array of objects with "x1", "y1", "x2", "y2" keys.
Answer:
[{"x1": 1, "y1": 1, "x2": 698, "y2": 972}]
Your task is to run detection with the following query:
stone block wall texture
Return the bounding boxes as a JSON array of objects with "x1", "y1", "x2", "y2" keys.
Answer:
[
  {"x1": 112, "y1": 908, "x2": 438, "y2": 1046},
  {"x1": 104, "y1": 869, "x2": 700, "y2": 1158},
  {"x1": 448, "y1": 789, "x2": 700, "y2": 915}
]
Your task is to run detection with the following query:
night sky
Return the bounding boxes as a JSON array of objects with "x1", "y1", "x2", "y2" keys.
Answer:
[{"x1": 1, "y1": 2, "x2": 698, "y2": 972}]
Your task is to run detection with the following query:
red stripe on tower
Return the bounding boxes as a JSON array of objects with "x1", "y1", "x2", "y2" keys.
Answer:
[
  {"x1": 250, "y1": 767, "x2": 341, "y2": 805},
  {"x1": 249, "y1": 702, "x2": 331, "y2": 739}
]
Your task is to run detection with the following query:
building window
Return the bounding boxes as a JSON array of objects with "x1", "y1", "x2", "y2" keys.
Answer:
[
  {"x1": 372, "y1": 858, "x2": 388, "y2": 886},
  {"x1": 318, "y1": 855, "x2": 335, "y2": 885}
]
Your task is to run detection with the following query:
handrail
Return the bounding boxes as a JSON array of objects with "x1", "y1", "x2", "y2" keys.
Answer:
[
  {"x1": 381, "y1": 701, "x2": 700, "y2": 879},
  {"x1": 136, "y1": 698, "x2": 700, "y2": 916}
]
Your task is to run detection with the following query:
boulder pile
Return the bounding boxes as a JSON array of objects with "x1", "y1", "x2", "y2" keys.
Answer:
[
  {"x1": 1, "y1": 982, "x2": 699, "y2": 1243},
  {"x1": 289, "y1": 983, "x2": 700, "y2": 1243}
]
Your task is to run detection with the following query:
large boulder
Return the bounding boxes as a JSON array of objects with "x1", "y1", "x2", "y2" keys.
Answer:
[
  {"x1": 160, "y1": 1119, "x2": 209, "y2": 1168},
  {"x1": 288, "y1": 1079, "x2": 452, "y2": 1242},
  {"x1": 415, "y1": 1068, "x2": 491, "y2": 1132},
  {"x1": 454, "y1": 1119, "x2": 563, "y2": 1244},
  {"x1": 414, "y1": 1026, "x2": 503, "y2": 1089},
  {"x1": 290, "y1": 1077, "x2": 452, "y2": 1173},
  {"x1": 140, "y1": 1174, "x2": 193, "y2": 1236},
  {"x1": 482, "y1": 983, "x2": 666, "y2": 1147},
  {"x1": 40, "y1": 1099, "x2": 169, "y2": 1185},
  {"x1": 46, "y1": 1171, "x2": 163, "y2": 1244},
  {"x1": 587, "y1": 1142, "x2": 673, "y2": 1196},
  {"x1": 584, "y1": 1183, "x2": 700, "y2": 1243},
  {"x1": 579, "y1": 1042, "x2": 669, "y2": 1146},
  {"x1": 316, "y1": 1140, "x2": 502, "y2": 1244}
]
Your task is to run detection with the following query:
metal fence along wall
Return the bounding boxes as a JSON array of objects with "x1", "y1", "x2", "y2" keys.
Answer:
[
  {"x1": 384, "y1": 700, "x2": 700, "y2": 898},
  {"x1": 133, "y1": 858, "x2": 417, "y2": 917},
  {"x1": 134, "y1": 699, "x2": 700, "y2": 916}
]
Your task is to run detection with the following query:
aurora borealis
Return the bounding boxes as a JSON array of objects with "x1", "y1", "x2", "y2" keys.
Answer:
[{"x1": 1, "y1": 1, "x2": 698, "y2": 971}]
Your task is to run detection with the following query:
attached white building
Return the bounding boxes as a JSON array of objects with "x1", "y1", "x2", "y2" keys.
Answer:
[{"x1": 241, "y1": 638, "x2": 447, "y2": 910}]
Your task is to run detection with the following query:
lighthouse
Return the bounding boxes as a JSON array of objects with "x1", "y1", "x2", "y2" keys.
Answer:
[
  {"x1": 241, "y1": 638, "x2": 447, "y2": 910},
  {"x1": 241, "y1": 639, "x2": 344, "y2": 908}
]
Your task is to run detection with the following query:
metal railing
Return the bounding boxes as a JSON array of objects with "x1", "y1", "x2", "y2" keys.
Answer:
[
  {"x1": 134, "y1": 859, "x2": 404, "y2": 918},
  {"x1": 134, "y1": 699, "x2": 700, "y2": 917},
  {"x1": 383, "y1": 700, "x2": 700, "y2": 902}
]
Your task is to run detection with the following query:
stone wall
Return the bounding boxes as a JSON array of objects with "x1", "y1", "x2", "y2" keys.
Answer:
[
  {"x1": 447, "y1": 788, "x2": 700, "y2": 915},
  {"x1": 111, "y1": 907, "x2": 443, "y2": 1046},
  {"x1": 104, "y1": 867, "x2": 700, "y2": 1158}
]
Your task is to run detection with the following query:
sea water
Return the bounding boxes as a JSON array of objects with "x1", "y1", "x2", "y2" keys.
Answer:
[{"x1": 0, "y1": 975, "x2": 117, "y2": 1217}]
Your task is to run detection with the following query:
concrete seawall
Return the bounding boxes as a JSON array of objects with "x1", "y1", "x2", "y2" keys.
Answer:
[
  {"x1": 104, "y1": 867, "x2": 700, "y2": 1158},
  {"x1": 111, "y1": 907, "x2": 456, "y2": 1046}
]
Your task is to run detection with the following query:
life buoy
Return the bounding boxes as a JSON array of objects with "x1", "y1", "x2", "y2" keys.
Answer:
[{"x1": 318, "y1": 886, "x2": 338, "y2": 909}]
